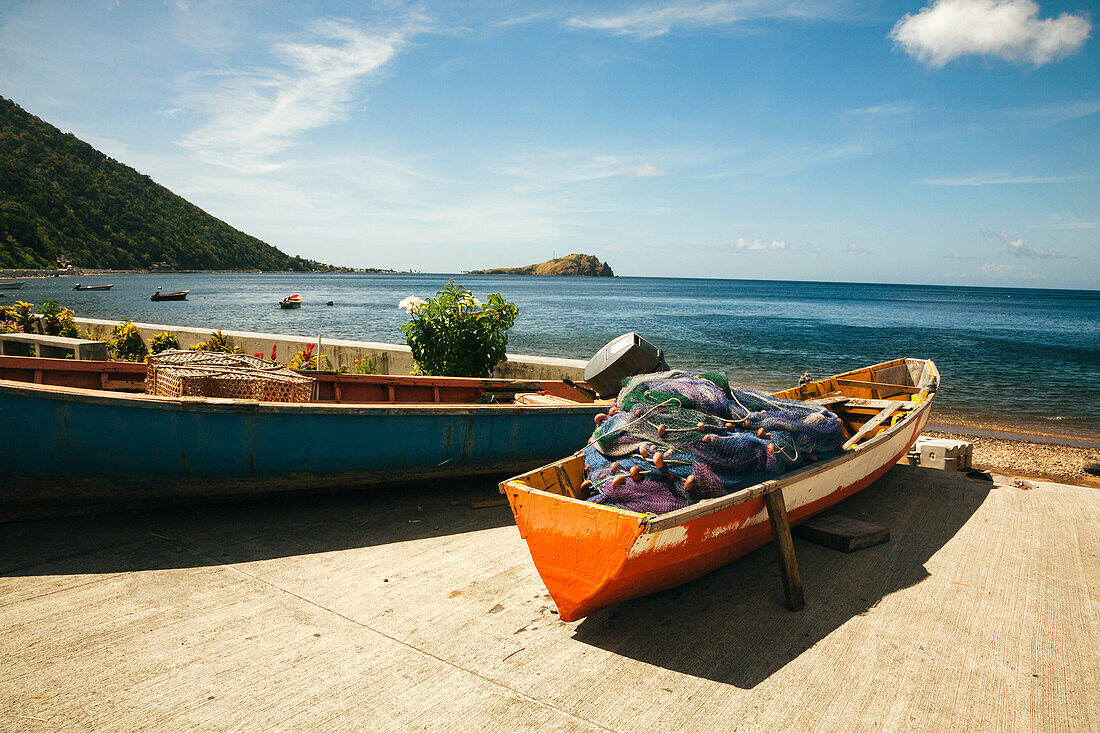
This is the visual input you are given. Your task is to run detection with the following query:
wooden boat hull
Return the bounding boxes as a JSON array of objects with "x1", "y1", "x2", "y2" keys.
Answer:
[
  {"x1": 501, "y1": 358, "x2": 937, "y2": 621},
  {"x1": 151, "y1": 290, "x2": 189, "y2": 301},
  {"x1": 72, "y1": 284, "x2": 113, "y2": 290},
  {"x1": 279, "y1": 301, "x2": 301, "y2": 309},
  {"x1": 0, "y1": 358, "x2": 603, "y2": 521}
]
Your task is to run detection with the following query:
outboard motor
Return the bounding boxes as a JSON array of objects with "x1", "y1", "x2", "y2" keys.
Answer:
[{"x1": 583, "y1": 332, "x2": 668, "y2": 399}]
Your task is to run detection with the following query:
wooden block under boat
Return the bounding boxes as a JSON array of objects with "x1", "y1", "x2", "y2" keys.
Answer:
[{"x1": 793, "y1": 514, "x2": 890, "y2": 553}]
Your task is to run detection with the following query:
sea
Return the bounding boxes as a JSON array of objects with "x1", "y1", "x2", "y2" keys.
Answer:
[{"x1": 9, "y1": 273, "x2": 1099, "y2": 443}]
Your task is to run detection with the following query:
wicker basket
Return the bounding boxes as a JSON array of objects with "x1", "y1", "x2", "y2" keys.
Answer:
[{"x1": 146, "y1": 350, "x2": 315, "y2": 403}]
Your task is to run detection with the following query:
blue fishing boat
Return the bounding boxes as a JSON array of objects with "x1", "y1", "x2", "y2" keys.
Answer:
[{"x1": 0, "y1": 355, "x2": 604, "y2": 520}]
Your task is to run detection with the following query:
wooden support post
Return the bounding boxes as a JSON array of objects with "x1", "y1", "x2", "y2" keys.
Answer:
[{"x1": 764, "y1": 487, "x2": 805, "y2": 611}]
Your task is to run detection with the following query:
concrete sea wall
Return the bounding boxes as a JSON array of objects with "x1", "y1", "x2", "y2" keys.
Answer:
[{"x1": 73, "y1": 317, "x2": 587, "y2": 381}]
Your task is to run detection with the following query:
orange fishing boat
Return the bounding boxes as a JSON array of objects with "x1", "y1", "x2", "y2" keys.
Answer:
[{"x1": 500, "y1": 357, "x2": 938, "y2": 621}]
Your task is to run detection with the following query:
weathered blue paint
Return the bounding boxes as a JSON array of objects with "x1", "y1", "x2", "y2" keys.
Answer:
[{"x1": 0, "y1": 381, "x2": 603, "y2": 519}]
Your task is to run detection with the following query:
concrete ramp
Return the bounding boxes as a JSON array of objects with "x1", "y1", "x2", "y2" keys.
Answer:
[{"x1": 1, "y1": 466, "x2": 1096, "y2": 731}]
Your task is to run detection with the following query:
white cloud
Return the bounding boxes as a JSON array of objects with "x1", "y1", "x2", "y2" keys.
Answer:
[
  {"x1": 567, "y1": 1, "x2": 841, "y2": 39},
  {"x1": 630, "y1": 163, "x2": 664, "y2": 177},
  {"x1": 848, "y1": 101, "x2": 920, "y2": 116},
  {"x1": 981, "y1": 230, "x2": 1067, "y2": 258},
  {"x1": 733, "y1": 238, "x2": 793, "y2": 251},
  {"x1": 178, "y1": 19, "x2": 411, "y2": 173},
  {"x1": 890, "y1": 0, "x2": 1091, "y2": 67},
  {"x1": 845, "y1": 242, "x2": 872, "y2": 254},
  {"x1": 1031, "y1": 215, "x2": 1098, "y2": 230},
  {"x1": 1010, "y1": 100, "x2": 1100, "y2": 122},
  {"x1": 980, "y1": 262, "x2": 1015, "y2": 274},
  {"x1": 503, "y1": 150, "x2": 669, "y2": 189},
  {"x1": 921, "y1": 172, "x2": 1075, "y2": 185}
]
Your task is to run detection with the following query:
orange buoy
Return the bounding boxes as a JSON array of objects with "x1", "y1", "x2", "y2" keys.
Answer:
[
  {"x1": 629, "y1": 466, "x2": 641, "y2": 481},
  {"x1": 595, "y1": 413, "x2": 608, "y2": 425},
  {"x1": 581, "y1": 480, "x2": 593, "y2": 490},
  {"x1": 653, "y1": 452, "x2": 665, "y2": 468},
  {"x1": 639, "y1": 445, "x2": 650, "y2": 458},
  {"x1": 757, "y1": 428, "x2": 766, "y2": 438},
  {"x1": 724, "y1": 422, "x2": 734, "y2": 430},
  {"x1": 684, "y1": 475, "x2": 696, "y2": 491},
  {"x1": 609, "y1": 461, "x2": 620, "y2": 473},
  {"x1": 608, "y1": 406, "x2": 618, "y2": 416},
  {"x1": 766, "y1": 443, "x2": 776, "y2": 456},
  {"x1": 696, "y1": 422, "x2": 707, "y2": 432},
  {"x1": 657, "y1": 424, "x2": 667, "y2": 437},
  {"x1": 612, "y1": 475, "x2": 626, "y2": 487}
]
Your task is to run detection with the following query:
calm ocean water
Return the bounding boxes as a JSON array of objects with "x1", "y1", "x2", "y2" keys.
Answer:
[{"x1": 10, "y1": 273, "x2": 1099, "y2": 440}]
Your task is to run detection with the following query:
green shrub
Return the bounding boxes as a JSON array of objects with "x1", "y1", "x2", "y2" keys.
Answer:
[
  {"x1": 0, "y1": 304, "x2": 19, "y2": 333},
  {"x1": 286, "y1": 343, "x2": 333, "y2": 371},
  {"x1": 107, "y1": 320, "x2": 148, "y2": 362},
  {"x1": 11, "y1": 301, "x2": 35, "y2": 332},
  {"x1": 399, "y1": 280, "x2": 518, "y2": 377},
  {"x1": 350, "y1": 355, "x2": 378, "y2": 374},
  {"x1": 189, "y1": 330, "x2": 241, "y2": 353},
  {"x1": 149, "y1": 332, "x2": 179, "y2": 354},
  {"x1": 39, "y1": 298, "x2": 79, "y2": 337}
]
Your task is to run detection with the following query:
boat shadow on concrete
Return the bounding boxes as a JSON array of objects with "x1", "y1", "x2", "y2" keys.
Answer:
[
  {"x1": 0, "y1": 477, "x2": 518, "y2": 577},
  {"x1": 570, "y1": 465, "x2": 995, "y2": 689}
]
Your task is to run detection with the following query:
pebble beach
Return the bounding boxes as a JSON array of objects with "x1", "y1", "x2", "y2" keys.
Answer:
[{"x1": 926, "y1": 430, "x2": 1100, "y2": 488}]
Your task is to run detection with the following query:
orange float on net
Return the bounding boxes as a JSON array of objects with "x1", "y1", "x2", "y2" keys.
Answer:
[
  {"x1": 629, "y1": 466, "x2": 641, "y2": 481},
  {"x1": 653, "y1": 452, "x2": 664, "y2": 468},
  {"x1": 595, "y1": 413, "x2": 608, "y2": 425}
]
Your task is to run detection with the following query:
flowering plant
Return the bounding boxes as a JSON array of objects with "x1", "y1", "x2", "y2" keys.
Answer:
[{"x1": 399, "y1": 280, "x2": 518, "y2": 377}]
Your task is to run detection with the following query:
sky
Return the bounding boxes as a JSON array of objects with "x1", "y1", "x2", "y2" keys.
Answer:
[{"x1": 0, "y1": 0, "x2": 1097, "y2": 288}]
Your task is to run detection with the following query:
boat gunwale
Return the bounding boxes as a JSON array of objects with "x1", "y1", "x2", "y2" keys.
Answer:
[
  {"x1": 0, "y1": 377, "x2": 605, "y2": 416},
  {"x1": 501, "y1": 358, "x2": 937, "y2": 534}
]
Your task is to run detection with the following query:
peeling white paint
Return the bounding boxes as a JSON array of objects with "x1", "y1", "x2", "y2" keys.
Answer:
[{"x1": 629, "y1": 525, "x2": 688, "y2": 556}]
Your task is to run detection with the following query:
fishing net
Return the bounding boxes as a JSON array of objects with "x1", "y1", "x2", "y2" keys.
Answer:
[
  {"x1": 583, "y1": 370, "x2": 845, "y2": 514},
  {"x1": 146, "y1": 350, "x2": 315, "y2": 402}
]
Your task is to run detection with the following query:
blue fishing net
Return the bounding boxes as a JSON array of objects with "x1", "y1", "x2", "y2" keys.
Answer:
[{"x1": 583, "y1": 371, "x2": 845, "y2": 514}]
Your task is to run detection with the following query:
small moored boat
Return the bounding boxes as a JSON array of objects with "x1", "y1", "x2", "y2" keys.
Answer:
[
  {"x1": 280, "y1": 294, "x2": 303, "y2": 309},
  {"x1": 0, "y1": 354, "x2": 606, "y2": 520},
  {"x1": 151, "y1": 288, "x2": 190, "y2": 301},
  {"x1": 0, "y1": 280, "x2": 25, "y2": 290},
  {"x1": 500, "y1": 357, "x2": 939, "y2": 621},
  {"x1": 72, "y1": 283, "x2": 114, "y2": 291}
]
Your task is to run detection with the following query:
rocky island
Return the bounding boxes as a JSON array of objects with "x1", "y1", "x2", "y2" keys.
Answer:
[{"x1": 467, "y1": 253, "x2": 614, "y2": 277}]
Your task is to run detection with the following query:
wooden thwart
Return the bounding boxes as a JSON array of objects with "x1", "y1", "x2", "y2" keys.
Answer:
[
  {"x1": 836, "y1": 378, "x2": 922, "y2": 395},
  {"x1": 764, "y1": 487, "x2": 805, "y2": 612},
  {"x1": 842, "y1": 402, "x2": 903, "y2": 450}
]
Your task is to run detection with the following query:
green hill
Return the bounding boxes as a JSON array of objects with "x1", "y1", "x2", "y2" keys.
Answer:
[
  {"x1": 0, "y1": 96, "x2": 336, "y2": 271},
  {"x1": 468, "y1": 253, "x2": 614, "y2": 276}
]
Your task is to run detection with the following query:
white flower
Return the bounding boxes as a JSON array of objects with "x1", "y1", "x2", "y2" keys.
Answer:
[
  {"x1": 399, "y1": 296, "x2": 425, "y2": 314},
  {"x1": 471, "y1": 297, "x2": 482, "y2": 308}
]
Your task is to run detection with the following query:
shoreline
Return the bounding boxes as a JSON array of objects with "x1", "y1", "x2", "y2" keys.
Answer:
[
  {"x1": 926, "y1": 421, "x2": 1100, "y2": 449},
  {"x1": 924, "y1": 429, "x2": 1099, "y2": 489}
]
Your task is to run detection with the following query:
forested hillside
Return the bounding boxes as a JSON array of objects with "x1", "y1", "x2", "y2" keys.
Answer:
[{"x1": 0, "y1": 96, "x2": 334, "y2": 271}]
